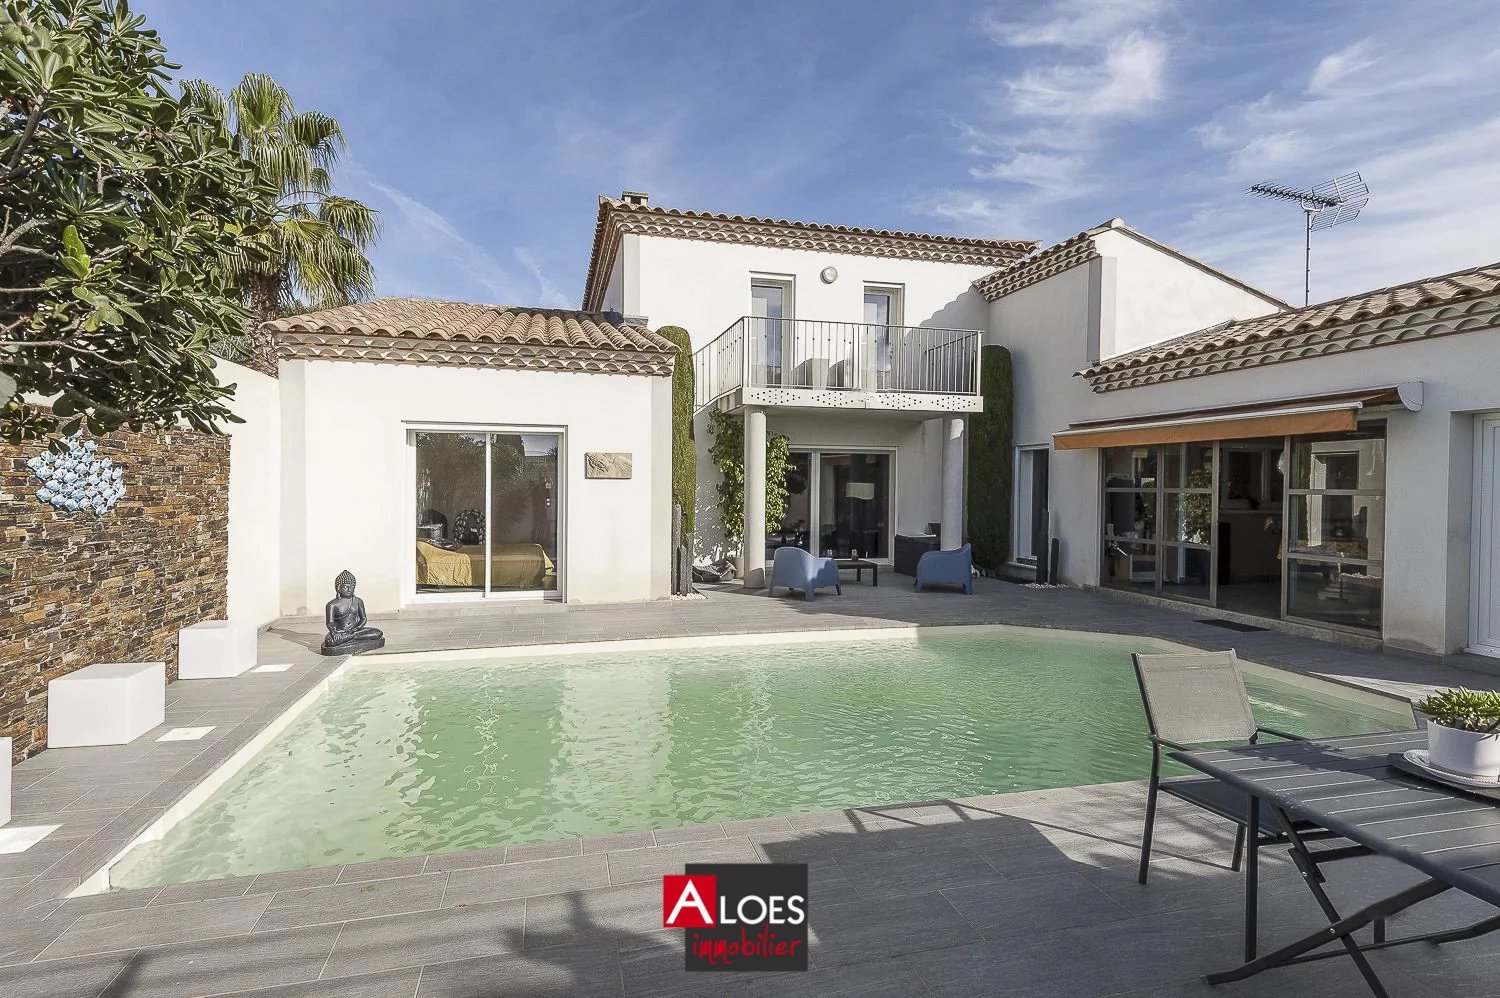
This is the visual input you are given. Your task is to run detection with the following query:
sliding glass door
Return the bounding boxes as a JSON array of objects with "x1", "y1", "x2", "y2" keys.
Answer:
[
  {"x1": 1097, "y1": 424, "x2": 1387, "y2": 633},
  {"x1": 768, "y1": 449, "x2": 893, "y2": 562},
  {"x1": 413, "y1": 429, "x2": 560, "y2": 598}
]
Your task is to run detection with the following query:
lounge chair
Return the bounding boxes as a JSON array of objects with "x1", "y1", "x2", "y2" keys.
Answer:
[
  {"x1": 913, "y1": 543, "x2": 972, "y2": 594},
  {"x1": 769, "y1": 546, "x2": 841, "y2": 601}
]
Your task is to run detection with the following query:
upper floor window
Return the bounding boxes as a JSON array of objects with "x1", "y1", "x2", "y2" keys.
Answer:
[
  {"x1": 750, "y1": 277, "x2": 793, "y2": 385},
  {"x1": 864, "y1": 286, "x2": 903, "y2": 383}
]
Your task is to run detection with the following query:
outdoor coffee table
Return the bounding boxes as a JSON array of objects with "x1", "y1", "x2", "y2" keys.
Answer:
[
  {"x1": 835, "y1": 559, "x2": 878, "y2": 586},
  {"x1": 1174, "y1": 730, "x2": 1500, "y2": 997}
]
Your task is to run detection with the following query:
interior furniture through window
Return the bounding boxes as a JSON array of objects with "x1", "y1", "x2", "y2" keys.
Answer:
[{"x1": 413, "y1": 429, "x2": 560, "y2": 597}]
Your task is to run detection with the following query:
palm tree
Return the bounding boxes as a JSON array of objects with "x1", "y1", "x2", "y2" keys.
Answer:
[{"x1": 183, "y1": 73, "x2": 379, "y2": 372}]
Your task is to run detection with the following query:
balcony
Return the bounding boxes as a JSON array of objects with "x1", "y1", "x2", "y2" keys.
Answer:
[{"x1": 692, "y1": 317, "x2": 984, "y2": 415}]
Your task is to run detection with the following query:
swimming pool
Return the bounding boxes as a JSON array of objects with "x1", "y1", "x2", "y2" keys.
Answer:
[{"x1": 110, "y1": 626, "x2": 1414, "y2": 888}]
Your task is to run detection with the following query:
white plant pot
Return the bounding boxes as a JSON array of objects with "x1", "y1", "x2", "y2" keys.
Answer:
[{"x1": 1427, "y1": 722, "x2": 1500, "y2": 780}]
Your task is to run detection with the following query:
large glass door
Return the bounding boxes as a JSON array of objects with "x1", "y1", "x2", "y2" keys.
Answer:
[
  {"x1": 817, "y1": 452, "x2": 891, "y2": 560},
  {"x1": 413, "y1": 429, "x2": 560, "y2": 598},
  {"x1": 767, "y1": 449, "x2": 893, "y2": 561},
  {"x1": 1099, "y1": 426, "x2": 1387, "y2": 633}
]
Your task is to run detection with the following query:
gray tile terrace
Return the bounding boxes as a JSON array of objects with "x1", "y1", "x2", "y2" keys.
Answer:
[{"x1": 3, "y1": 579, "x2": 1499, "y2": 996}]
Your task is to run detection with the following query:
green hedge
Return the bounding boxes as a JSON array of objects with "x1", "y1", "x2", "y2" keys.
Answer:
[
  {"x1": 659, "y1": 326, "x2": 696, "y2": 534},
  {"x1": 967, "y1": 344, "x2": 1014, "y2": 570}
]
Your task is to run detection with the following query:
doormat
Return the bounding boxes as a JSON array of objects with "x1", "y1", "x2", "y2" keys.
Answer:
[{"x1": 1194, "y1": 619, "x2": 1270, "y2": 633}]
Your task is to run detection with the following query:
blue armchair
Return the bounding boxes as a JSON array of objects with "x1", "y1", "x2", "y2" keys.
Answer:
[
  {"x1": 769, "y1": 546, "x2": 842, "y2": 601},
  {"x1": 914, "y1": 543, "x2": 973, "y2": 594}
]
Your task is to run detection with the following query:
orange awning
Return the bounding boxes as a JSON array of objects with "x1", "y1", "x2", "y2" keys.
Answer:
[{"x1": 1053, "y1": 384, "x2": 1421, "y2": 451}]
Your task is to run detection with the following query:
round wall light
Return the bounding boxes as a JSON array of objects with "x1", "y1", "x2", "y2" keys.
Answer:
[{"x1": 819, "y1": 266, "x2": 838, "y2": 284}]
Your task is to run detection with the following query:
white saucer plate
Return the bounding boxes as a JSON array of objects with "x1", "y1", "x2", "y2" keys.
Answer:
[{"x1": 1403, "y1": 749, "x2": 1500, "y2": 788}]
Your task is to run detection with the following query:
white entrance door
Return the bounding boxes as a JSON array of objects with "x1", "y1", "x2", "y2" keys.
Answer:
[{"x1": 1471, "y1": 414, "x2": 1500, "y2": 656}]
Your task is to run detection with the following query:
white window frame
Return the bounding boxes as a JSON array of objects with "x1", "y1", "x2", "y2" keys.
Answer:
[{"x1": 1012, "y1": 444, "x2": 1050, "y2": 566}]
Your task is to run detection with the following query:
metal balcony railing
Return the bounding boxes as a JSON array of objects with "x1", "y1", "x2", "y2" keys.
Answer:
[{"x1": 692, "y1": 317, "x2": 982, "y2": 409}]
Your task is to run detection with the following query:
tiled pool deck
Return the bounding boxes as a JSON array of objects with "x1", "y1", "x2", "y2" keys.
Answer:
[{"x1": 3, "y1": 580, "x2": 1499, "y2": 996}]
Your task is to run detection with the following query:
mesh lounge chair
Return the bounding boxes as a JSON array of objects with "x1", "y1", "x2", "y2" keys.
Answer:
[
  {"x1": 1132, "y1": 650, "x2": 1324, "y2": 884},
  {"x1": 769, "y1": 546, "x2": 841, "y2": 601},
  {"x1": 913, "y1": 543, "x2": 973, "y2": 594}
]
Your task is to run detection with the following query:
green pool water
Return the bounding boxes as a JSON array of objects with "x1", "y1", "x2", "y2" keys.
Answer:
[{"x1": 112, "y1": 627, "x2": 1414, "y2": 887}]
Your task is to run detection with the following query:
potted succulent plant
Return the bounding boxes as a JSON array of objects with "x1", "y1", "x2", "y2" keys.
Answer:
[{"x1": 1414, "y1": 687, "x2": 1500, "y2": 780}]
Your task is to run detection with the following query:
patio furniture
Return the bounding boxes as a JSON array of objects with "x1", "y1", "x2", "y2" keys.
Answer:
[
  {"x1": 178, "y1": 620, "x2": 258, "y2": 679},
  {"x1": 1132, "y1": 650, "x2": 1320, "y2": 886},
  {"x1": 769, "y1": 546, "x2": 842, "y2": 601},
  {"x1": 895, "y1": 533, "x2": 939, "y2": 576},
  {"x1": 836, "y1": 558, "x2": 878, "y2": 586},
  {"x1": 913, "y1": 543, "x2": 972, "y2": 593},
  {"x1": 48, "y1": 662, "x2": 165, "y2": 747},
  {"x1": 1175, "y1": 730, "x2": 1493, "y2": 997}
]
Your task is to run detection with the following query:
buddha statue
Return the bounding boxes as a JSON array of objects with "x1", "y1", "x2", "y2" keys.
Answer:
[{"x1": 320, "y1": 570, "x2": 386, "y2": 655}]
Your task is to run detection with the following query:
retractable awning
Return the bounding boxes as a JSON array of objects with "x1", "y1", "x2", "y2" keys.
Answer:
[{"x1": 1052, "y1": 383, "x2": 1422, "y2": 451}]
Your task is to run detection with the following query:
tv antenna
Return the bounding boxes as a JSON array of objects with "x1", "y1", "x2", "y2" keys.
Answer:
[{"x1": 1248, "y1": 172, "x2": 1369, "y2": 305}]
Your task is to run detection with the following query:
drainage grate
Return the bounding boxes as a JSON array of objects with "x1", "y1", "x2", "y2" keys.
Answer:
[{"x1": 1194, "y1": 619, "x2": 1269, "y2": 633}]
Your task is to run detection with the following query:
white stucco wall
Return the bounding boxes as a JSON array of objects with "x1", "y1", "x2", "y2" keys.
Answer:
[
  {"x1": 989, "y1": 234, "x2": 1286, "y2": 588},
  {"x1": 609, "y1": 232, "x2": 994, "y2": 567},
  {"x1": 213, "y1": 359, "x2": 282, "y2": 629},
  {"x1": 619, "y1": 236, "x2": 995, "y2": 350},
  {"x1": 278, "y1": 360, "x2": 671, "y2": 615},
  {"x1": 1093, "y1": 228, "x2": 1284, "y2": 360}
]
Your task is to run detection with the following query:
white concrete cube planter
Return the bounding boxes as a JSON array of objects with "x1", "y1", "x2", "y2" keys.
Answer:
[
  {"x1": 178, "y1": 620, "x2": 257, "y2": 680},
  {"x1": 1, "y1": 737, "x2": 10, "y2": 827},
  {"x1": 48, "y1": 662, "x2": 165, "y2": 747}
]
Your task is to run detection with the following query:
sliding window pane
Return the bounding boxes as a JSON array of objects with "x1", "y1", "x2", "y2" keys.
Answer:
[
  {"x1": 488, "y1": 433, "x2": 559, "y2": 592},
  {"x1": 1287, "y1": 558, "x2": 1382, "y2": 631},
  {"x1": 1103, "y1": 490, "x2": 1157, "y2": 541},
  {"x1": 1287, "y1": 494, "x2": 1385, "y2": 561},
  {"x1": 1162, "y1": 443, "x2": 1213, "y2": 489},
  {"x1": 1161, "y1": 545, "x2": 1211, "y2": 601},
  {"x1": 1104, "y1": 540, "x2": 1157, "y2": 592},
  {"x1": 414, "y1": 432, "x2": 487, "y2": 594},
  {"x1": 1164, "y1": 492, "x2": 1213, "y2": 545},
  {"x1": 1103, "y1": 446, "x2": 1158, "y2": 489},
  {"x1": 1291, "y1": 430, "x2": 1385, "y2": 490}
]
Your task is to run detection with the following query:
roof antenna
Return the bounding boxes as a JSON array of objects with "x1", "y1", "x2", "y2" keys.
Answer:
[{"x1": 1248, "y1": 172, "x2": 1369, "y2": 305}]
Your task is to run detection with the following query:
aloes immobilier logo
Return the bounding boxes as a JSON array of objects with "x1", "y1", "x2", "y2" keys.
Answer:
[{"x1": 662, "y1": 863, "x2": 809, "y2": 971}]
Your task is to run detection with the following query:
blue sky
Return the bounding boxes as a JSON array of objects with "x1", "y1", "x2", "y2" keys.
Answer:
[{"x1": 139, "y1": 0, "x2": 1500, "y2": 309}]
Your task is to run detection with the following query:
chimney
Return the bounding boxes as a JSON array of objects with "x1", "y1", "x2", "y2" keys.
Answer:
[{"x1": 620, "y1": 190, "x2": 650, "y2": 207}]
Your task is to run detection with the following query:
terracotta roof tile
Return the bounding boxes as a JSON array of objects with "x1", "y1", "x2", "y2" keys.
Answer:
[
  {"x1": 1077, "y1": 261, "x2": 1500, "y2": 391},
  {"x1": 264, "y1": 299, "x2": 676, "y2": 377},
  {"x1": 1085, "y1": 262, "x2": 1500, "y2": 378},
  {"x1": 582, "y1": 196, "x2": 1038, "y2": 311}
]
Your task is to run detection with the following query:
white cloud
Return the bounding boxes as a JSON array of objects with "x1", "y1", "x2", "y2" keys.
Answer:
[
  {"x1": 1307, "y1": 39, "x2": 1378, "y2": 95},
  {"x1": 979, "y1": 0, "x2": 1169, "y2": 49},
  {"x1": 917, "y1": 2, "x2": 1172, "y2": 229},
  {"x1": 1007, "y1": 31, "x2": 1167, "y2": 119},
  {"x1": 905, "y1": 191, "x2": 1023, "y2": 231}
]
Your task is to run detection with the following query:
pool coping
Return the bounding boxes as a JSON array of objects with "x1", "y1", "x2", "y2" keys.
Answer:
[{"x1": 84, "y1": 622, "x2": 1418, "y2": 897}]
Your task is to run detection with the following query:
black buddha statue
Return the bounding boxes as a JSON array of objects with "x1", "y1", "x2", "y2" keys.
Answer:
[{"x1": 320, "y1": 570, "x2": 385, "y2": 655}]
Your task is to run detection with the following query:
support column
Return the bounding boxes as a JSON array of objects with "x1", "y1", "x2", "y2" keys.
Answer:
[
  {"x1": 941, "y1": 415, "x2": 965, "y2": 551},
  {"x1": 742, "y1": 406, "x2": 767, "y2": 588}
]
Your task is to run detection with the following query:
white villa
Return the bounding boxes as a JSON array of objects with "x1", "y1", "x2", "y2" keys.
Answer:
[{"x1": 227, "y1": 191, "x2": 1500, "y2": 663}]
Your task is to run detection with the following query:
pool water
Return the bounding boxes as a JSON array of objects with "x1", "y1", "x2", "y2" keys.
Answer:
[{"x1": 112, "y1": 628, "x2": 1413, "y2": 887}]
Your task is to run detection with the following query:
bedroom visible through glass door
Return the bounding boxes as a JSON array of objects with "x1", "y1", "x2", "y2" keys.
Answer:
[{"x1": 413, "y1": 430, "x2": 561, "y2": 597}]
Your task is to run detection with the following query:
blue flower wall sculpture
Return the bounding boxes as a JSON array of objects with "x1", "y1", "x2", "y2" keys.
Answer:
[{"x1": 27, "y1": 434, "x2": 126, "y2": 515}]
